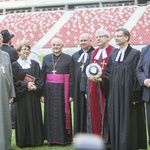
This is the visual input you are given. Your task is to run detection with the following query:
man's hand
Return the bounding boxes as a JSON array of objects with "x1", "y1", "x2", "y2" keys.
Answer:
[
  {"x1": 69, "y1": 97, "x2": 73, "y2": 102},
  {"x1": 132, "y1": 101, "x2": 140, "y2": 105},
  {"x1": 9, "y1": 98, "x2": 14, "y2": 104},
  {"x1": 40, "y1": 96, "x2": 44, "y2": 103},
  {"x1": 89, "y1": 77, "x2": 102, "y2": 82},
  {"x1": 144, "y1": 79, "x2": 150, "y2": 88}
]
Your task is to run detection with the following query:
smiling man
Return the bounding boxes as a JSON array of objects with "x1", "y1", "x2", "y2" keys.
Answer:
[
  {"x1": 41, "y1": 38, "x2": 73, "y2": 146},
  {"x1": 72, "y1": 33, "x2": 94, "y2": 135},
  {"x1": 84, "y1": 29, "x2": 114, "y2": 146}
]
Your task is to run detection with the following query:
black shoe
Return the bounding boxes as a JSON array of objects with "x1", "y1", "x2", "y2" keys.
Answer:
[{"x1": 10, "y1": 148, "x2": 15, "y2": 150}]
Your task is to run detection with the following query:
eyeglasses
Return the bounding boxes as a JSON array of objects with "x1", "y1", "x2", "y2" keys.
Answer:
[
  {"x1": 21, "y1": 48, "x2": 31, "y2": 51},
  {"x1": 96, "y1": 35, "x2": 108, "y2": 38},
  {"x1": 114, "y1": 35, "x2": 125, "y2": 38},
  {"x1": 52, "y1": 44, "x2": 62, "y2": 46}
]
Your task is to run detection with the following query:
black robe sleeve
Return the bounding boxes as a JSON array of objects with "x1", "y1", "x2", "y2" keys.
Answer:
[
  {"x1": 131, "y1": 51, "x2": 143, "y2": 102},
  {"x1": 80, "y1": 51, "x2": 92, "y2": 93},
  {"x1": 101, "y1": 54, "x2": 112, "y2": 99}
]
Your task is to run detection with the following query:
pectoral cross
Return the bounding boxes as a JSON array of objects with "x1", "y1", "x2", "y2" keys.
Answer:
[
  {"x1": 52, "y1": 70, "x2": 57, "y2": 74},
  {"x1": 80, "y1": 64, "x2": 84, "y2": 71},
  {"x1": 0, "y1": 64, "x2": 5, "y2": 73},
  {"x1": 100, "y1": 60, "x2": 106, "y2": 70}
]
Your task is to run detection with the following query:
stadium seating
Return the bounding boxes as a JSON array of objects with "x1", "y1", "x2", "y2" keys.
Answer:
[
  {"x1": 0, "y1": 5, "x2": 149, "y2": 49},
  {"x1": 0, "y1": 11, "x2": 64, "y2": 47},
  {"x1": 43, "y1": 6, "x2": 137, "y2": 48},
  {"x1": 130, "y1": 5, "x2": 150, "y2": 45}
]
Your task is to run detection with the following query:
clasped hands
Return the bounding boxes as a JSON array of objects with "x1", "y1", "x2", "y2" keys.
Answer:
[{"x1": 27, "y1": 82, "x2": 37, "y2": 91}]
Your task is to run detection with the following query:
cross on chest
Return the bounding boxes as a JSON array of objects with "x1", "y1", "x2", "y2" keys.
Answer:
[
  {"x1": 80, "y1": 64, "x2": 84, "y2": 71},
  {"x1": 52, "y1": 70, "x2": 57, "y2": 74},
  {"x1": 0, "y1": 64, "x2": 5, "y2": 73},
  {"x1": 100, "y1": 60, "x2": 107, "y2": 70}
]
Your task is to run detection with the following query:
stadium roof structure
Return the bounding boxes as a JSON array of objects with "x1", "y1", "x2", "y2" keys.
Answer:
[{"x1": 0, "y1": 0, "x2": 135, "y2": 9}]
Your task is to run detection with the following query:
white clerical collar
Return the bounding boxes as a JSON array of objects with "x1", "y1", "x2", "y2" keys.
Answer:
[
  {"x1": 115, "y1": 45, "x2": 128, "y2": 62},
  {"x1": 94, "y1": 48, "x2": 107, "y2": 60},
  {"x1": 77, "y1": 50, "x2": 88, "y2": 63},
  {"x1": 17, "y1": 57, "x2": 31, "y2": 69}
]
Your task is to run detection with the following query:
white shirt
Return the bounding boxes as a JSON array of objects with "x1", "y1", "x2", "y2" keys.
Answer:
[
  {"x1": 17, "y1": 57, "x2": 31, "y2": 69},
  {"x1": 94, "y1": 48, "x2": 107, "y2": 60},
  {"x1": 77, "y1": 50, "x2": 88, "y2": 63}
]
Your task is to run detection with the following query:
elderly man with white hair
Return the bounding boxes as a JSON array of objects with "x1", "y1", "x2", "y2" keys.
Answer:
[
  {"x1": 41, "y1": 38, "x2": 74, "y2": 146},
  {"x1": 82, "y1": 29, "x2": 114, "y2": 145}
]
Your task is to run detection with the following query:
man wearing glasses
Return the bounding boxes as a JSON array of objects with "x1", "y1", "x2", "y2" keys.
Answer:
[
  {"x1": 83, "y1": 29, "x2": 114, "y2": 146},
  {"x1": 102, "y1": 28, "x2": 147, "y2": 150}
]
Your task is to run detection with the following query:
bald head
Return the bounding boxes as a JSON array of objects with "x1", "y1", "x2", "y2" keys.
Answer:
[
  {"x1": 79, "y1": 33, "x2": 92, "y2": 51},
  {"x1": 51, "y1": 38, "x2": 64, "y2": 55},
  {"x1": 51, "y1": 38, "x2": 64, "y2": 46}
]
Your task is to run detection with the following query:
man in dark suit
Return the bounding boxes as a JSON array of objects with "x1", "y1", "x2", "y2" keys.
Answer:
[
  {"x1": 1, "y1": 29, "x2": 19, "y2": 129},
  {"x1": 136, "y1": 44, "x2": 150, "y2": 144},
  {"x1": 1, "y1": 29, "x2": 18, "y2": 63}
]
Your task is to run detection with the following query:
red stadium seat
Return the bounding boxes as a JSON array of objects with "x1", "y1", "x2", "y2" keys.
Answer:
[
  {"x1": 0, "y1": 11, "x2": 64, "y2": 47},
  {"x1": 130, "y1": 5, "x2": 150, "y2": 45},
  {"x1": 43, "y1": 6, "x2": 137, "y2": 48}
]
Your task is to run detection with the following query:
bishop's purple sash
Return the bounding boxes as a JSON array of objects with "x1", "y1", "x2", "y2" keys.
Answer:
[{"x1": 46, "y1": 74, "x2": 71, "y2": 134}]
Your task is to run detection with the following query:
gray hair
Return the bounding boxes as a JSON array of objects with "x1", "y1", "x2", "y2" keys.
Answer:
[
  {"x1": 95, "y1": 29, "x2": 110, "y2": 37},
  {"x1": 51, "y1": 38, "x2": 64, "y2": 46}
]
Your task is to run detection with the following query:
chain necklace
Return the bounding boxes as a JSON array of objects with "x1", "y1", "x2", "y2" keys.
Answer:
[{"x1": 52, "y1": 53, "x2": 62, "y2": 74}]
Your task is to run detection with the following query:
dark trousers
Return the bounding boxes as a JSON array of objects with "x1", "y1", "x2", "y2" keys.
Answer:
[
  {"x1": 11, "y1": 103, "x2": 15, "y2": 129},
  {"x1": 146, "y1": 102, "x2": 150, "y2": 143}
]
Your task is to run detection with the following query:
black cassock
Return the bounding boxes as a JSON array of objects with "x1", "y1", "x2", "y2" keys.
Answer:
[
  {"x1": 42, "y1": 53, "x2": 73, "y2": 145},
  {"x1": 12, "y1": 60, "x2": 44, "y2": 147},
  {"x1": 72, "y1": 46, "x2": 94, "y2": 135},
  {"x1": 104, "y1": 45, "x2": 147, "y2": 150}
]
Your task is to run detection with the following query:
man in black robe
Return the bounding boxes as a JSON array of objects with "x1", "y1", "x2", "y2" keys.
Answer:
[
  {"x1": 41, "y1": 38, "x2": 73, "y2": 145},
  {"x1": 72, "y1": 33, "x2": 94, "y2": 135},
  {"x1": 102, "y1": 28, "x2": 147, "y2": 150}
]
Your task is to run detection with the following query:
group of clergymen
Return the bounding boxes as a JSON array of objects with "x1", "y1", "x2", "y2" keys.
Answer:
[{"x1": 0, "y1": 28, "x2": 150, "y2": 150}]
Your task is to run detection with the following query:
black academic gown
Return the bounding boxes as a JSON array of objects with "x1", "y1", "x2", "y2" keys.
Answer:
[
  {"x1": 72, "y1": 46, "x2": 94, "y2": 135},
  {"x1": 12, "y1": 60, "x2": 44, "y2": 148},
  {"x1": 42, "y1": 53, "x2": 73, "y2": 145},
  {"x1": 104, "y1": 45, "x2": 147, "y2": 150}
]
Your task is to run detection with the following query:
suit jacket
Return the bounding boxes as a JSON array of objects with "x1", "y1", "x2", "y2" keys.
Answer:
[
  {"x1": 136, "y1": 45, "x2": 150, "y2": 102},
  {"x1": 0, "y1": 44, "x2": 19, "y2": 63}
]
